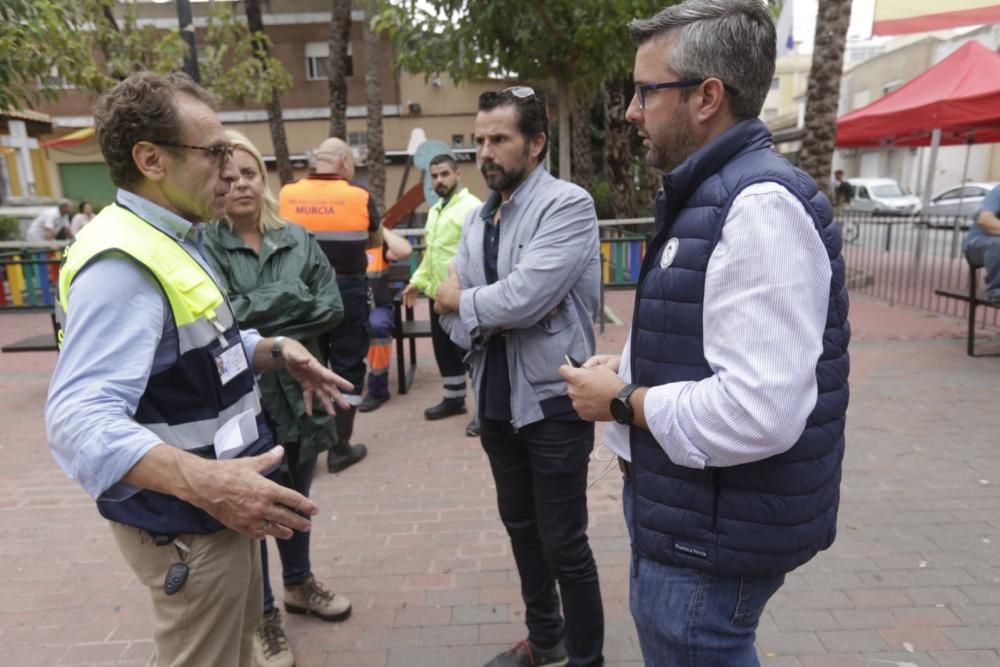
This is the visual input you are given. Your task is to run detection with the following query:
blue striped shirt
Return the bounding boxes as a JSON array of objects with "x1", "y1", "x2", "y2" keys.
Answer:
[{"x1": 46, "y1": 190, "x2": 261, "y2": 499}]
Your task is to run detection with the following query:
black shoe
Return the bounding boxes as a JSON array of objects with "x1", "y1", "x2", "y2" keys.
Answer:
[
  {"x1": 424, "y1": 400, "x2": 467, "y2": 421},
  {"x1": 465, "y1": 420, "x2": 481, "y2": 437},
  {"x1": 483, "y1": 639, "x2": 567, "y2": 667},
  {"x1": 327, "y1": 443, "x2": 367, "y2": 473},
  {"x1": 358, "y1": 394, "x2": 388, "y2": 413}
]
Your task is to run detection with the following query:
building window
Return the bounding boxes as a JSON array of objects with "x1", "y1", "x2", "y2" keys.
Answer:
[
  {"x1": 763, "y1": 108, "x2": 779, "y2": 121},
  {"x1": 452, "y1": 134, "x2": 464, "y2": 147},
  {"x1": 305, "y1": 41, "x2": 353, "y2": 81},
  {"x1": 347, "y1": 131, "x2": 368, "y2": 147},
  {"x1": 883, "y1": 80, "x2": 902, "y2": 95},
  {"x1": 770, "y1": 77, "x2": 780, "y2": 91},
  {"x1": 38, "y1": 66, "x2": 73, "y2": 90}
]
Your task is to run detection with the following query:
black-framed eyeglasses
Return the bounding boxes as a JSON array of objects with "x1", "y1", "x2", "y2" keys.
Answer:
[
  {"x1": 153, "y1": 141, "x2": 235, "y2": 168},
  {"x1": 503, "y1": 86, "x2": 535, "y2": 99},
  {"x1": 634, "y1": 79, "x2": 740, "y2": 109}
]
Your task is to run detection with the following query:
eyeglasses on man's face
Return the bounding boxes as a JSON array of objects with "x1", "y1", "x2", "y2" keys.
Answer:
[
  {"x1": 633, "y1": 78, "x2": 740, "y2": 110},
  {"x1": 153, "y1": 141, "x2": 235, "y2": 168}
]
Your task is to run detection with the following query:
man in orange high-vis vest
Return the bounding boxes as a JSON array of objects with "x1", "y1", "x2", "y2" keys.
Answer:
[
  {"x1": 279, "y1": 138, "x2": 378, "y2": 474},
  {"x1": 359, "y1": 227, "x2": 412, "y2": 412}
]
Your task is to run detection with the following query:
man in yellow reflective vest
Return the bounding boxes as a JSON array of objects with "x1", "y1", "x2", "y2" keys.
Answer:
[
  {"x1": 401, "y1": 154, "x2": 481, "y2": 433},
  {"x1": 45, "y1": 72, "x2": 352, "y2": 666},
  {"x1": 279, "y1": 138, "x2": 378, "y2": 473}
]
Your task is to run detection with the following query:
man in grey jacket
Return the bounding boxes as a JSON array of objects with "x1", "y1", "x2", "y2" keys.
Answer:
[{"x1": 434, "y1": 88, "x2": 604, "y2": 667}]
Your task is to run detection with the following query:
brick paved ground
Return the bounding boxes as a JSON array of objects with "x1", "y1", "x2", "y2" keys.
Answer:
[{"x1": 0, "y1": 292, "x2": 998, "y2": 667}]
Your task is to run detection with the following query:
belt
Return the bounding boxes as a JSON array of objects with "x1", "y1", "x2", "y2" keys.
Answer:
[{"x1": 618, "y1": 458, "x2": 631, "y2": 477}]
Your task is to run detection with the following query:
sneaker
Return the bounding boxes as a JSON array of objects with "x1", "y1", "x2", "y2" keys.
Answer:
[
  {"x1": 483, "y1": 639, "x2": 568, "y2": 667},
  {"x1": 424, "y1": 399, "x2": 468, "y2": 421},
  {"x1": 253, "y1": 609, "x2": 294, "y2": 667},
  {"x1": 466, "y1": 420, "x2": 481, "y2": 437},
  {"x1": 284, "y1": 574, "x2": 352, "y2": 622},
  {"x1": 358, "y1": 394, "x2": 388, "y2": 413},
  {"x1": 326, "y1": 444, "x2": 367, "y2": 473}
]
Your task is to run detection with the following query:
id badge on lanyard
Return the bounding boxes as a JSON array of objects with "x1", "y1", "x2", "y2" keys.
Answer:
[{"x1": 211, "y1": 318, "x2": 249, "y2": 385}]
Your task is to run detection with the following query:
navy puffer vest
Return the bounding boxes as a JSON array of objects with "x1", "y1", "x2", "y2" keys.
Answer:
[{"x1": 629, "y1": 119, "x2": 850, "y2": 577}]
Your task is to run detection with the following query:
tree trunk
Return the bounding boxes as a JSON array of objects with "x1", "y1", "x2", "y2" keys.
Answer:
[
  {"x1": 557, "y1": 78, "x2": 571, "y2": 181},
  {"x1": 364, "y1": 10, "x2": 385, "y2": 214},
  {"x1": 328, "y1": 0, "x2": 352, "y2": 138},
  {"x1": 603, "y1": 78, "x2": 636, "y2": 219},
  {"x1": 571, "y1": 90, "x2": 594, "y2": 192},
  {"x1": 799, "y1": 0, "x2": 852, "y2": 197},
  {"x1": 245, "y1": 0, "x2": 293, "y2": 184}
]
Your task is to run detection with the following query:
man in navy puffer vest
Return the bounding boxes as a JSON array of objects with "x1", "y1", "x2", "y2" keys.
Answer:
[{"x1": 562, "y1": 1, "x2": 849, "y2": 665}]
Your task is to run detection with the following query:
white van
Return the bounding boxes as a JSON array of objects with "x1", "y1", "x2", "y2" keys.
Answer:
[{"x1": 846, "y1": 178, "x2": 922, "y2": 216}]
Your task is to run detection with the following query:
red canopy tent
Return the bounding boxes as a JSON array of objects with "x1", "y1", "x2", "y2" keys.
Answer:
[{"x1": 836, "y1": 40, "x2": 1000, "y2": 149}]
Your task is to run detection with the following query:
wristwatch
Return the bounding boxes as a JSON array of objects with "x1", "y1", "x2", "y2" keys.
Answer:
[
  {"x1": 610, "y1": 383, "x2": 640, "y2": 425},
  {"x1": 271, "y1": 336, "x2": 286, "y2": 365}
]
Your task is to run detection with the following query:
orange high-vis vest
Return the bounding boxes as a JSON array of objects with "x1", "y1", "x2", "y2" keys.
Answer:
[{"x1": 278, "y1": 177, "x2": 371, "y2": 241}]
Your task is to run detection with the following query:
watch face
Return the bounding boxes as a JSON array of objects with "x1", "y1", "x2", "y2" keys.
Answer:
[{"x1": 610, "y1": 397, "x2": 630, "y2": 424}]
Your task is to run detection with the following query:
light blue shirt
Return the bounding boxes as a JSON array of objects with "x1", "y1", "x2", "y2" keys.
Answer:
[
  {"x1": 968, "y1": 183, "x2": 1000, "y2": 240},
  {"x1": 45, "y1": 189, "x2": 262, "y2": 500}
]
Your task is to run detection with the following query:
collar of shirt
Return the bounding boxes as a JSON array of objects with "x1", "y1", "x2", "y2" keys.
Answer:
[{"x1": 116, "y1": 188, "x2": 204, "y2": 245}]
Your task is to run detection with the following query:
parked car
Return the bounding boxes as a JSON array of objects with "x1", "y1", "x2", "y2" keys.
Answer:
[
  {"x1": 846, "y1": 178, "x2": 922, "y2": 216},
  {"x1": 925, "y1": 182, "x2": 999, "y2": 217}
]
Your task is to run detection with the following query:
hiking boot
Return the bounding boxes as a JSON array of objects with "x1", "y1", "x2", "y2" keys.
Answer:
[
  {"x1": 424, "y1": 399, "x2": 467, "y2": 421},
  {"x1": 358, "y1": 394, "x2": 388, "y2": 413},
  {"x1": 483, "y1": 639, "x2": 568, "y2": 667},
  {"x1": 326, "y1": 443, "x2": 367, "y2": 473},
  {"x1": 466, "y1": 419, "x2": 481, "y2": 437},
  {"x1": 284, "y1": 574, "x2": 352, "y2": 622},
  {"x1": 254, "y1": 609, "x2": 294, "y2": 667}
]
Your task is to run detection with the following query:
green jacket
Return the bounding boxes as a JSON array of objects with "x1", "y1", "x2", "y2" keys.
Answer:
[
  {"x1": 202, "y1": 221, "x2": 343, "y2": 465},
  {"x1": 409, "y1": 187, "x2": 481, "y2": 297}
]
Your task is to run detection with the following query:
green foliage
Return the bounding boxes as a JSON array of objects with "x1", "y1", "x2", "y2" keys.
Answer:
[
  {"x1": 374, "y1": 0, "x2": 670, "y2": 92},
  {"x1": 199, "y1": 2, "x2": 292, "y2": 106},
  {"x1": 0, "y1": 0, "x2": 290, "y2": 111},
  {"x1": 0, "y1": 215, "x2": 21, "y2": 241},
  {"x1": 590, "y1": 180, "x2": 614, "y2": 220}
]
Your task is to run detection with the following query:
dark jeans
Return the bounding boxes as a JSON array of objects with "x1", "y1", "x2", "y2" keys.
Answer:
[
  {"x1": 326, "y1": 277, "x2": 370, "y2": 398},
  {"x1": 480, "y1": 417, "x2": 604, "y2": 667},
  {"x1": 965, "y1": 230, "x2": 1000, "y2": 299},
  {"x1": 429, "y1": 299, "x2": 467, "y2": 401},
  {"x1": 262, "y1": 442, "x2": 316, "y2": 614}
]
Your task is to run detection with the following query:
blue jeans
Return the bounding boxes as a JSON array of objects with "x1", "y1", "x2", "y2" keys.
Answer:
[
  {"x1": 262, "y1": 442, "x2": 316, "y2": 614},
  {"x1": 964, "y1": 229, "x2": 1000, "y2": 299},
  {"x1": 622, "y1": 475, "x2": 784, "y2": 667}
]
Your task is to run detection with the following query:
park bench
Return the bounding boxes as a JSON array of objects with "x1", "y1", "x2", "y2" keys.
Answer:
[
  {"x1": 934, "y1": 264, "x2": 999, "y2": 357},
  {"x1": 388, "y1": 262, "x2": 432, "y2": 395}
]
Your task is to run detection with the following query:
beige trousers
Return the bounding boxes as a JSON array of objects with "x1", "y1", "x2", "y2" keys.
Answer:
[{"x1": 109, "y1": 521, "x2": 262, "y2": 667}]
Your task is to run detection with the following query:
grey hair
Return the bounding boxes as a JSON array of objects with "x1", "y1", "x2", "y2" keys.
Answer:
[{"x1": 629, "y1": 0, "x2": 776, "y2": 119}]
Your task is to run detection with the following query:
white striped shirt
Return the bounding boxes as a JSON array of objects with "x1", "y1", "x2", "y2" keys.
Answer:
[{"x1": 604, "y1": 182, "x2": 833, "y2": 468}]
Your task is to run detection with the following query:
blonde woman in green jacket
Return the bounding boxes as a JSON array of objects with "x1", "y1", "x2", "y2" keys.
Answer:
[
  {"x1": 202, "y1": 130, "x2": 351, "y2": 667},
  {"x1": 401, "y1": 154, "x2": 481, "y2": 431}
]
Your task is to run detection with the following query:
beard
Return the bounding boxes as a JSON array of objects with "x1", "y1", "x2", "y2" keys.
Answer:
[
  {"x1": 434, "y1": 182, "x2": 457, "y2": 198},
  {"x1": 645, "y1": 105, "x2": 700, "y2": 173},
  {"x1": 480, "y1": 146, "x2": 530, "y2": 193}
]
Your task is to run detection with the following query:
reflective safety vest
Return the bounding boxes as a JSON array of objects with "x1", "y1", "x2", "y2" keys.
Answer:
[
  {"x1": 56, "y1": 204, "x2": 271, "y2": 536},
  {"x1": 365, "y1": 242, "x2": 392, "y2": 306},
  {"x1": 279, "y1": 176, "x2": 373, "y2": 276}
]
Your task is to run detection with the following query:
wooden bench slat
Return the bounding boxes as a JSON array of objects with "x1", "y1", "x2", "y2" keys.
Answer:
[
  {"x1": 934, "y1": 288, "x2": 998, "y2": 306},
  {"x1": 1, "y1": 333, "x2": 58, "y2": 353}
]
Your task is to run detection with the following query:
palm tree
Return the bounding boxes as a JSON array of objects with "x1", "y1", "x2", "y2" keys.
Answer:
[
  {"x1": 363, "y1": 7, "x2": 385, "y2": 213},
  {"x1": 798, "y1": 0, "x2": 852, "y2": 197},
  {"x1": 603, "y1": 77, "x2": 637, "y2": 219},
  {"x1": 571, "y1": 90, "x2": 595, "y2": 192},
  {"x1": 328, "y1": 0, "x2": 352, "y2": 139},
  {"x1": 245, "y1": 0, "x2": 293, "y2": 184}
]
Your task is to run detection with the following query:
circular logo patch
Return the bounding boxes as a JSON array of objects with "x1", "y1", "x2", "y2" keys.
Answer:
[{"x1": 660, "y1": 237, "x2": 680, "y2": 269}]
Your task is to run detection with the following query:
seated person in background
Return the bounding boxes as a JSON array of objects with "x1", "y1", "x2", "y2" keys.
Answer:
[
  {"x1": 70, "y1": 201, "x2": 95, "y2": 235},
  {"x1": 359, "y1": 226, "x2": 413, "y2": 413},
  {"x1": 26, "y1": 199, "x2": 74, "y2": 242},
  {"x1": 202, "y1": 130, "x2": 353, "y2": 667},
  {"x1": 964, "y1": 182, "x2": 1000, "y2": 305}
]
